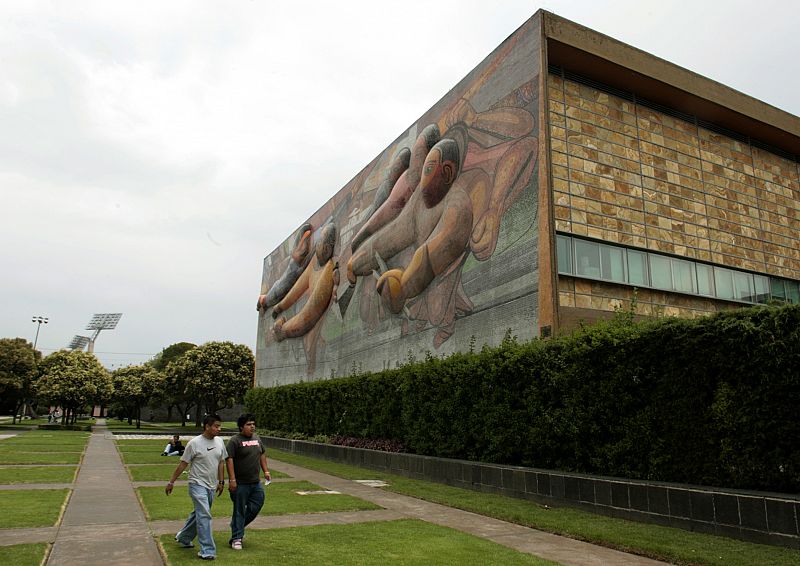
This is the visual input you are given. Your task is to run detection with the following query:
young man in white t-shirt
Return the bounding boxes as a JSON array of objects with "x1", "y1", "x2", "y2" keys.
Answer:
[{"x1": 165, "y1": 414, "x2": 228, "y2": 560}]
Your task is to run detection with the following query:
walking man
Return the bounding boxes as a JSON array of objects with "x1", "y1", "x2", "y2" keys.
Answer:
[
  {"x1": 165, "y1": 414, "x2": 228, "y2": 560},
  {"x1": 226, "y1": 413, "x2": 271, "y2": 550}
]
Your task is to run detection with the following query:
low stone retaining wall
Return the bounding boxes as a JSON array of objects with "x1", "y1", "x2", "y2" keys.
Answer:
[{"x1": 264, "y1": 437, "x2": 799, "y2": 549}]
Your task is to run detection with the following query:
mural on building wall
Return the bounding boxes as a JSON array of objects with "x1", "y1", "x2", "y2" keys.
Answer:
[{"x1": 257, "y1": 17, "x2": 542, "y2": 385}]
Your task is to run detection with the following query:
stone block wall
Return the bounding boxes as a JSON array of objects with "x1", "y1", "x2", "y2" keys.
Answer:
[{"x1": 548, "y1": 73, "x2": 800, "y2": 318}]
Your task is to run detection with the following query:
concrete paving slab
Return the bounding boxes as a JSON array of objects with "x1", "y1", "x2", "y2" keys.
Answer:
[
  {"x1": 0, "y1": 526, "x2": 57, "y2": 545},
  {"x1": 0, "y1": 483, "x2": 72, "y2": 490}
]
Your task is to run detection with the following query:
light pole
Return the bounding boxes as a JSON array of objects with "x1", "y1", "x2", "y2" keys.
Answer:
[{"x1": 32, "y1": 315, "x2": 49, "y2": 351}]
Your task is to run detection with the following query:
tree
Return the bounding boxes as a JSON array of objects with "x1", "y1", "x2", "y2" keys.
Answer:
[
  {"x1": 150, "y1": 342, "x2": 196, "y2": 372},
  {"x1": 35, "y1": 350, "x2": 113, "y2": 425},
  {"x1": 150, "y1": 342, "x2": 196, "y2": 422},
  {"x1": 169, "y1": 341, "x2": 254, "y2": 418},
  {"x1": 111, "y1": 365, "x2": 164, "y2": 429},
  {"x1": 0, "y1": 338, "x2": 38, "y2": 424}
]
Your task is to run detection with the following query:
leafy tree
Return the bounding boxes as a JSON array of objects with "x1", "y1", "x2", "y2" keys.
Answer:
[
  {"x1": 35, "y1": 350, "x2": 113, "y2": 424},
  {"x1": 0, "y1": 338, "x2": 39, "y2": 424},
  {"x1": 170, "y1": 341, "x2": 254, "y2": 418},
  {"x1": 150, "y1": 342, "x2": 196, "y2": 422},
  {"x1": 150, "y1": 342, "x2": 196, "y2": 372},
  {"x1": 112, "y1": 365, "x2": 164, "y2": 429}
]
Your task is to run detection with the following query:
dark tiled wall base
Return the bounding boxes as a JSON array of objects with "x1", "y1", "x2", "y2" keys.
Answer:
[{"x1": 266, "y1": 437, "x2": 800, "y2": 549}]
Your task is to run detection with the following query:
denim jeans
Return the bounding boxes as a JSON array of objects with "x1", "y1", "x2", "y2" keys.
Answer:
[
  {"x1": 176, "y1": 482, "x2": 216, "y2": 557},
  {"x1": 229, "y1": 482, "x2": 265, "y2": 542}
]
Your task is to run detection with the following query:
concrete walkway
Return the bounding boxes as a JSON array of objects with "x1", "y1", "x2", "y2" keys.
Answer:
[
  {"x1": 46, "y1": 422, "x2": 163, "y2": 566},
  {"x1": 0, "y1": 426, "x2": 670, "y2": 565}
]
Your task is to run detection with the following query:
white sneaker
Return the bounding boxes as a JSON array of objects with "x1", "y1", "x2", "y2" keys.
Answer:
[{"x1": 231, "y1": 539, "x2": 242, "y2": 550}]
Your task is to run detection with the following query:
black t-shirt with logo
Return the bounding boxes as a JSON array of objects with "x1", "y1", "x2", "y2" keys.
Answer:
[{"x1": 226, "y1": 433, "x2": 266, "y2": 484}]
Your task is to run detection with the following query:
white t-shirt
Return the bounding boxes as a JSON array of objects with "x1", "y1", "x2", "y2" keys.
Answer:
[{"x1": 180, "y1": 434, "x2": 228, "y2": 489}]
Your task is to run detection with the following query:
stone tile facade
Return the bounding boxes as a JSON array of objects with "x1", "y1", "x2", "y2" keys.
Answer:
[{"x1": 548, "y1": 74, "x2": 800, "y2": 318}]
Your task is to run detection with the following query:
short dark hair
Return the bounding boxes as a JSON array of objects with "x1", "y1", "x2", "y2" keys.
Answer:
[
  {"x1": 202, "y1": 414, "x2": 221, "y2": 428},
  {"x1": 237, "y1": 413, "x2": 256, "y2": 430}
]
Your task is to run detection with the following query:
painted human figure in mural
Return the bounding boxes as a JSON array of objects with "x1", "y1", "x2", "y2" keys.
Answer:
[
  {"x1": 271, "y1": 223, "x2": 338, "y2": 343},
  {"x1": 350, "y1": 124, "x2": 440, "y2": 253},
  {"x1": 346, "y1": 84, "x2": 537, "y2": 347},
  {"x1": 257, "y1": 223, "x2": 313, "y2": 312}
]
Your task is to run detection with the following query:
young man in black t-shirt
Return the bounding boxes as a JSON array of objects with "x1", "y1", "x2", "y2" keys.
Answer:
[{"x1": 225, "y1": 413, "x2": 271, "y2": 550}]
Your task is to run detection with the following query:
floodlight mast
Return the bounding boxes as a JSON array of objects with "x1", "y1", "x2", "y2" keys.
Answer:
[{"x1": 84, "y1": 313, "x2": 122, "y2": 353}]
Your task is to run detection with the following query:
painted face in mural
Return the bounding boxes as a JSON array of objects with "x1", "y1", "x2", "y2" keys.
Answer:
[
  {"x1": 420, "y1": 147, "x2": 457, "y2": 208},
  {"x1": 315, "y1": 224, "x2": 336, "y2": 264}
]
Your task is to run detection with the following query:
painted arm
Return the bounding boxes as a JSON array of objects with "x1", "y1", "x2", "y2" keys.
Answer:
[
  {"x1": 272, "y1": 260, "x2": 312, "y2": 318},
  {"x1": 258, "y1": 225, "x2": 312, "y2": 311},
  {"x1": 377, "y1": 192, "x2": 473, "y2": 313}
]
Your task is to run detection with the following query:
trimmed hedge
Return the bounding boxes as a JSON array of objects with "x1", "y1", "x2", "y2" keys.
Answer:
[{"x1": 247, "y1": 304, "x2": 800, "y2": 492}]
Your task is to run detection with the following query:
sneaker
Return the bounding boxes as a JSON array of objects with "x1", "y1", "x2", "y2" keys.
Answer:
[
  {"x1": 197, "y1": 552, "x2": 215, "y2": 560},
  {"x1": 174, "y1": 535, "x2": 193, "y2": 548},
  {"x1": 231, "y1": 539, "x2": 242, "y2": 550}
]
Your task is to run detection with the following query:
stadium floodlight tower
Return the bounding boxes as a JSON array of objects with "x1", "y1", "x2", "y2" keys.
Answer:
[
  {"x1": 68, "y1": 335, "x2": 91, "y2": 351},
  {"x1": 85, "y1": 313, "x2": 123, "y2": 353}
]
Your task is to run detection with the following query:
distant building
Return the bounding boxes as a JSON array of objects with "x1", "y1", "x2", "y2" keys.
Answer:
[{"x1": 256, "y1": 10, "x2": 800, "y2": 387}]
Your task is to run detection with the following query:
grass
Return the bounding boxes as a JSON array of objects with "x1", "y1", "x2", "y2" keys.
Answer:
[
  {"x1": 0, "y1": 430, "x2": 90, "y2": 446},
  {"x1": 0, "y1": 452, "x2": 82, "y2": 465},
  {"x1": 159, "y1": 519, "x2": 555, "y2": 565},
  {"x1": 0, "y1": 465, "x2": 77, "y2": 484},
  {"x1": 138, "y1": 480, "x2": 380, "y2": 521},
  {"x1": 127, "y1": 463, "x2": 290, "y2": 482},
  {"x1": 0, "y1": 543, "x2": 47, "y2": 566},
  {"x1": 0, "y1": 489, "x2": 69, "y2": 528},
  {"x1": 269, "y1": 450, "x2": 800, "y2": 566}
]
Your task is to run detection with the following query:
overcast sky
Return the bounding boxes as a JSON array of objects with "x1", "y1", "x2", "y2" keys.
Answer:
[{"x1": 2, "y1": 0, "x2": 798, "y2": 368}]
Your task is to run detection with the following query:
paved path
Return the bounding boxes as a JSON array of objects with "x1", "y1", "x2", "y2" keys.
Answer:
[
  {"x1": 0, "y1": 427, "x2": 670, "y2": 566},
  {"x1": 46, "y1": 422, "x2": 163, "y2": 566}
]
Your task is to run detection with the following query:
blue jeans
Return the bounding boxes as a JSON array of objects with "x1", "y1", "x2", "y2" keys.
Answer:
[
  {"x1": 229, "y1": 482, "x2": 265, "y2": 542},
  {"x1": 177, "y1": 483, "x2": 216, "y2": 557}
]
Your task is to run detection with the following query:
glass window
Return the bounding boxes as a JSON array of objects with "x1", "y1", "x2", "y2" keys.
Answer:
[
  {"x1": 557, "y1": 235, "x2": 573, "y2": 274},
  {"x1": 714, "y1": 267, "x2": 735, "y2": 300},
  {"x1": 754, "y1": 275, "x2": 770, "y2": 304},
  {"x1": 697, "y1": 264, "x2": 715, "y2": 296},
  {"x1": 575, "y1": 240, "x2": 601, "y2": 278},
  {"x1": 650, "y1": 255, "x2": 672, "y2": 290},
  {"x1": 771, "y1": 278, "x2": 787, "y2": 302},
  {"x1": 627, "y1": 250, "x2": 648, "y2": 286},
  {"x1": 733, "y1": 272, "x2": 755, "y2": 302},
  {"x1": 600, "y1": 245, "x2": 626, "y2": 282},
  {"x1": 672, "y1": 259, "x2": 697, "y2": 294},
  {"x1": 787, "y1": 280, "x2": 800, "y2": 304}
]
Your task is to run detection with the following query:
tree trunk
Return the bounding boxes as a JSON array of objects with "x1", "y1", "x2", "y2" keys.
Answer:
[
  {"x1": 12, "y1": 401, "x2": 22, "y2": 425},
  {"x1": 136, "y1": 405, "x2": 141, "y2": 429},
  {"x1": 194, "y1": 404, "x2": 202, "y2": 427}
]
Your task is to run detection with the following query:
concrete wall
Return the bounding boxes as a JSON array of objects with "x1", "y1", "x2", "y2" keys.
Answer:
[
  {"x1": 257, "y1": 15, "x2": 543, "y2": 386},
  {"x1": 266, "y1": 437, "x2": 800, "y2": 549}
]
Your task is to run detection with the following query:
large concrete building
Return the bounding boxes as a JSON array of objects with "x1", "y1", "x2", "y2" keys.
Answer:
[{"x1": 256, "y1": 10, "x2": 800, "y2": 387}]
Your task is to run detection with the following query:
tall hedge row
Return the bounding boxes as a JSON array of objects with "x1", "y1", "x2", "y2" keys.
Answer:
[{"x1": 247, "y1": 304, "x2": 800, "y2": 492}]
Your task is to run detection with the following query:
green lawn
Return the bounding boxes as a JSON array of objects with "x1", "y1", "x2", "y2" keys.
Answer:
[
  {"x1": 1, "y1": 431, "x2": 89, "y2": 443},
  {"x1": 0, "y1": 489, "x2": 69, "y2": 528},
  {"x1": 139, "y1": 480, "x2": 380, "y2": 521},
  {"x1": 159, "y1": 519, "x2": 555, "y2": 565},
  {"x1": 0, "y1": 452, "x2": 82, "y2": 465},
  {"x1": 269, "y1": 450, "x2": 800, "y2": 566},
  {"x1": 0, "y1": 465, "x2": 77, "y2": 484},
  {"x1": 0, "y1": 543, "x2": 47, "y2": 566}
]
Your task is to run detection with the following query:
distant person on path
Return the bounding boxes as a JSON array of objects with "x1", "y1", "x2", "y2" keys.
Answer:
[
  {"x1": 226, "y1": 413, "x2": 271, "y2": 551},
  {"x1": 161, "y1": 434, "x2": 185, "y2": 456},
  {"x1": 165, "y1": 414, "x2": 228, "y2": 560}
]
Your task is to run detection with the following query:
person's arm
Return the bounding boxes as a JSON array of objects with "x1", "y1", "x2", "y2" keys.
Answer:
[
  {"x1": 165, "y1": 460, "x2": 189, "y2": 495},
  {"x1": 226, "y1": 457, "x2": 237, "y2": 492},
  {"x1": 215, "y1": 460, "x2": 225, "y2": 496},
  {"x1": 260, "y1": 452, "x2": 271, "y2": 482}
]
